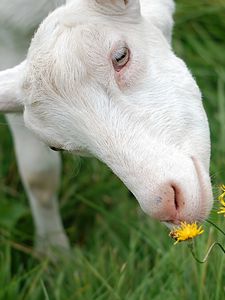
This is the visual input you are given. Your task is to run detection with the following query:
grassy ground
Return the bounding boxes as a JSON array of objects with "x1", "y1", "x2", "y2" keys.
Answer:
[{"x1": 0, "y1": 1, "x2": 225, "y2": 299}]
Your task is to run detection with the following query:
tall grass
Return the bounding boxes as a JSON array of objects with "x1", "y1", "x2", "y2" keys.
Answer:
[{"x1": 0, "y1": 1, "x2": 225, "y2": 299}]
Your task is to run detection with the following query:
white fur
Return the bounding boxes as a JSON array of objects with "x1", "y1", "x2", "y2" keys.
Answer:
[{"x1": 0, "y1": 0, "x2": 213, "y2": 250}]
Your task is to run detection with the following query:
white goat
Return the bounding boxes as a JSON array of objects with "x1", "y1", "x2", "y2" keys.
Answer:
[{"x1": 0, "y1": 0, "x2": 213, "y2": 252}]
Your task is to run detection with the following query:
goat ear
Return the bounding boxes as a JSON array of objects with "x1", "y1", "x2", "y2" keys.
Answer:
[
  {"x1": 0, "y1": 61, "x2": 26, "y2": 113},
  {"x1": 94, "y1": 0, "x2": 141, "y2": 19}
]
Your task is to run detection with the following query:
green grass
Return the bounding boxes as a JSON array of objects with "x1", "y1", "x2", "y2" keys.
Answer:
[{"x1": 0, "y1": 1, "x2": 225, "y2": 299}]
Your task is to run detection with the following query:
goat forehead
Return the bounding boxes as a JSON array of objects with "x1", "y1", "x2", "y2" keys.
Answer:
[
  {"x1": 27, "y1": 3, "x2": 160, "y2": 85},
  {"x1": 30, "y1": 0, "x2": 146, "y2": 57},
  {"x1": 27, "y1": 20, "x2": 126, "y2": 83},
  {"x1": 56, "y1": 24, "x2": 116, "y2": 64},
  {"x1": 25, "y1": 25, "x2": 111, "y2": 104}
]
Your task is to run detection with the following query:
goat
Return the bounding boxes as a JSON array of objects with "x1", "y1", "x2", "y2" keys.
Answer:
[{"x1": 0, "y1": 0, "x2": 213, "y2": 253}]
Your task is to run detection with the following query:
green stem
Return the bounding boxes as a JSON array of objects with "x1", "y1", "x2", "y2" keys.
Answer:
[
  {"x1": 189, "y1": 242, "x2": 225, "y2": 264},
  {"x1": 205, "y1": 219, "x2": 225, "y2": 237}
]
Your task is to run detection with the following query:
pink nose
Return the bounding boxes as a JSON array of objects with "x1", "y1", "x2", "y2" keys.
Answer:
[{"x1": 152, "y1": 184, "x2": 185, "y2": 224}]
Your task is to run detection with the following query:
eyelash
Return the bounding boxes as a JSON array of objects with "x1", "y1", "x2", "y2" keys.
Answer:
[{"x1": 112, "y1": 46, "x2": 130, "y2": 72}]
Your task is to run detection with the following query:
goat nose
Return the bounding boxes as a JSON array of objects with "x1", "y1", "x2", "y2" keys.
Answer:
[{"x1": 152, "y1": 184, "x2": 184, "y2": 222}]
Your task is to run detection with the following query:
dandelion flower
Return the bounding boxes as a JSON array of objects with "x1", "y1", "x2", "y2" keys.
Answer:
[
  {"x1": 169, "y1": 222, "x2": 204, "y2": 244},
  {"x1": 218, "y1": 184, "x2": 225, "y2": 216}
]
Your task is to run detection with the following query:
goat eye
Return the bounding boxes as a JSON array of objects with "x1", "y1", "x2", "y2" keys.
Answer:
[{"x1": 112, "y1": 47, "x2": 130, "y2": 72}]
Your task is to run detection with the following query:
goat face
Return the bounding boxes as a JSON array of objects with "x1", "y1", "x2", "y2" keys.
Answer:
[{"x1": 0, "y1": 0, "x2": 213, "y2": 225}]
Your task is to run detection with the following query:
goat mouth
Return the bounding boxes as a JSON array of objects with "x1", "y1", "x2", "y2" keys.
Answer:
[
  {"x1": 162, "y1": 221, "x2": 177, "y2": 229},
  {"x1": 162, "y1": 218, "x2": 203, "y2": 230},
  {"x1": 161, "y1": 220, "x2": 181, "y2": 229}
]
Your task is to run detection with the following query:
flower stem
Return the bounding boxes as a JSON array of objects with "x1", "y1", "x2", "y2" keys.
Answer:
[
  {"x1": 188, "y1": 242, "x2": 225, "y2": 264},
  {"x1": 205, "y1": 219, "x2": 225, "y2": 237}
]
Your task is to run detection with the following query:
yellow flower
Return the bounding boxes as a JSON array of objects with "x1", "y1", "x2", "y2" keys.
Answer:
[
  {"x1": 218, "y1": 184, "x2": 225, "y2": 216},
  {"x1": 169, "y1": 222, "x2": 204, "y2": 244}
]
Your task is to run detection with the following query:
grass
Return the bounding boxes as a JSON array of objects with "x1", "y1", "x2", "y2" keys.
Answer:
[{"x1": 0, "y1": 0, "x2": 225, "y2": 299}]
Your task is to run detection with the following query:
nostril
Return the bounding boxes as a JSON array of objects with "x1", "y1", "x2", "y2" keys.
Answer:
[
  {"x1": 171, "y1": 185, "x2": 179, "y2": 211},
  {"x1": 171, "y1": 183, "x2": 186, "y2": 213},
  {"x1": 152, "y1": 182, "x2": 185, "y2": 222}
]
